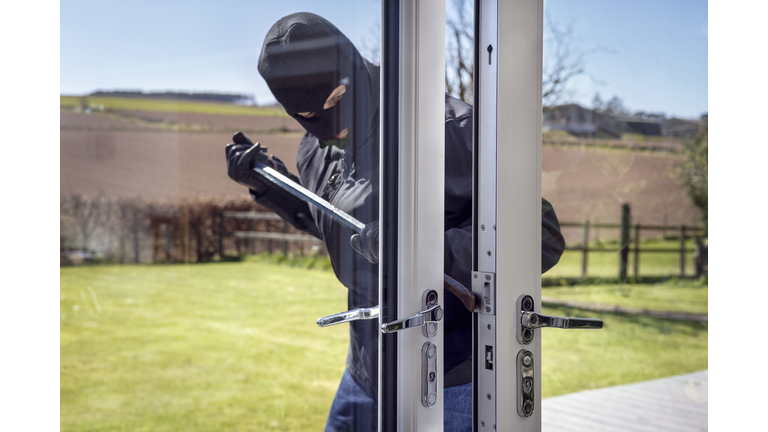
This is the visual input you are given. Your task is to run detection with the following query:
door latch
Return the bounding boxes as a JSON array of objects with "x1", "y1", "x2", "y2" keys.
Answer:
[
  {"x1": 317, "y1": 306, "x2": 379, "y2": 327},
  {"x1": 381, "y1": 289, "x2": 443, "y2": 336},
  {"x1": 517, "y1": 294, "x2": 603, "y2": 344}
]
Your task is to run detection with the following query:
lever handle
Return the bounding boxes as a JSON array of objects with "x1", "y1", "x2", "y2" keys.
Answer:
[
  {"x1": 381, "y1": 304, "x2": 444, "y2": 334},
  {"x1": 521, "y1": 311, "x2": 603, "y2": 330},
  {"x1": 317, "y1": 306, "x2": 380, "y2": 327}
]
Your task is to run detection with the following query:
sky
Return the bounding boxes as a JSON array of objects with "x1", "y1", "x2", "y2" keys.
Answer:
[{"x1": 60, "y1": 0, "x2": 707, "y2": 119}]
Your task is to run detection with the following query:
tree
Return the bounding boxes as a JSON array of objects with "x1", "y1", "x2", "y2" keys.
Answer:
[
  {"x1": 604, "y1": 95, "x2": 629, "y2": 115},
  {"x1": 362, "y1": 3, "x2": 601, "y2": 107},
  {"x1": 542, "y1": 17, "x2": 590, "y2": 108},
  {"x1": 592, "y1": 93, "x2": 604, "y2": 111},
  {"x1": 678, "y1": 116, "x2": 708, "y2": 226},
  {"x1": 358, "y1": 21, "x2": 381, "y2": 64},
  {"x1": 445, "y1": 0, "x2": 474, "y2": 103}
]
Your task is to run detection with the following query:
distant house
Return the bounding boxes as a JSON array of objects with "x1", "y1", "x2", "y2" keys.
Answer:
[
  {"x1": 543, "y1": 104, "x2": 637, "y2": 138},
  {"x1": 610, "y1": 114, "x2": 662, "y2": 136},
  {"x1": 662, "y1": 117, "x2": 701, "y2": 138},
  {"x1": 543, "y1": 104, "x2": 699, "y2": 139}
]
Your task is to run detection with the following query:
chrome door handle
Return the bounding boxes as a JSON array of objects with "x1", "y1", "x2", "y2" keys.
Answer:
[
  {"x1": 381, "y1": 304, "x2": 443, "y2": 333},
  {"x1": 317, "y1": 306, "x2": 380, "y2": 327},
  {"x1": 520, "y1": 311, "x2": 603, "y2": 330},
  {"x1": 517, "y1": 294, "x2": 603, "y2": 344}
]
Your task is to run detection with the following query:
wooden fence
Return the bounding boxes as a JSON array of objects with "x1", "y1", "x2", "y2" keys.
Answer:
[
  {"x1": 560, "y1": 218, "x2": 707, "y2": 281},
  {"x1": 220, "y1": 211, "x2": 325, "y2": 257}
]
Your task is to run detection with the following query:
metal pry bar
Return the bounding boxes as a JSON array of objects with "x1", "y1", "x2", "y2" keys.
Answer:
[
  {"x1": 250, "y1": 154, "x2": 476, "y2": 312},
  {"x1": 253, "y1": 161, "x2": 365, "y2": 233}
]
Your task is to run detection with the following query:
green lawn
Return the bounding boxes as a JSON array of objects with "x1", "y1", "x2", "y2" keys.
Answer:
[
  {"x1": 541, "y1": 304, "x2": 707, "y2": 397},
  {"x1": 61, "y1": 261, "x2": 707, "y2": 431},
  {"x1": 543, "y1": 280, "x2": 708, "y2": 315},
  {"x1": 61, "y1": 261, "x2": 348, "y2": 431},
  {"x1": 60, "y1": 95, "x2": 288, "y2": 117}
]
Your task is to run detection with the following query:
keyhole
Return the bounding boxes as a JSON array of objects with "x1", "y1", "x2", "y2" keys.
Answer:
[{"x1": 487, "y1": 44, "x2": 493, "y2": 65}]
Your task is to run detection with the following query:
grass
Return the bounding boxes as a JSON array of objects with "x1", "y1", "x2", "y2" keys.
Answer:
[
  {"x1": 541, "y1": 304, "x2": 707, "y2": 398},
  {"x1": 60, "y1": 95, "x2": 288, "y2": 117},
  {"x1": 544, "y1": 237, "x2": 701, "y2": 279},
  {"x1": 61, "y1": 261, "x2": 347, "y2": 431},
  {"x1": 61, "y1": 261, "x2": 707, "y2": 430},
  {"x1": 543, "y1": 279, "x2": 708, "y2": 315}
]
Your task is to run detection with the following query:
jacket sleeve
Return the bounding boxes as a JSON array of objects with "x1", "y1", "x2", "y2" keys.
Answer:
[
  {"x1": 248, "y1": 154, "x2": 322, "y2": 240},
  {"x1": 541, "y1": 197, "x2": 565, "y2": 273}
]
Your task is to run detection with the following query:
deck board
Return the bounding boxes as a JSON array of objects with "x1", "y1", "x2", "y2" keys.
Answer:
[{"x1": 542, "y1": 371, "x2": 708, "y2": 432}]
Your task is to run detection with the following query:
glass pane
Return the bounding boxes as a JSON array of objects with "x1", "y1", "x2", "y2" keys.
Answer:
[
  {"x1": 61, "y1": 3, "x2": 380, "y2": 431},
  {"x1": 540, "y1": 0, "x2": 707, "y2": 400},
  {"x1": 442, "y1": 0, "x2": 475, "y2": 425}
]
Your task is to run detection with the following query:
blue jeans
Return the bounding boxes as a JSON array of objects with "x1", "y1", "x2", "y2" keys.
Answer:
[{"x1": 324, "y1": 370, "x2": 472, "y2": 432}]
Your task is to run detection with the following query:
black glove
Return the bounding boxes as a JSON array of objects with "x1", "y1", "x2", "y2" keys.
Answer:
[
  {"x1": 350, "y1": 221, "x2": 379, "y2": 264},
  {"x1": 226, "y1": 132, "x2": 272, "y2": 195}
]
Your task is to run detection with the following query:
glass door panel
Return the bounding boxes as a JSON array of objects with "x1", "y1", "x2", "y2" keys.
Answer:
[{"x1": 61, "y1": 2, "x2": 382, "y2": 431}]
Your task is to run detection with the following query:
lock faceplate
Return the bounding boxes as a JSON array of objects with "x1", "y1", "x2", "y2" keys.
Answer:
[
  {"x1": 422, "y1": 342, "x2": 438, "y2": 407},
  {"x1": 517, "y1": 349, "x2": 535, "y2": 417}
]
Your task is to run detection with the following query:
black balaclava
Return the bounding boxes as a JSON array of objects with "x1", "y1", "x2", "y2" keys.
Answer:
[{"x1": 258, "y1": 13, "x2": 378, "y2": 148}]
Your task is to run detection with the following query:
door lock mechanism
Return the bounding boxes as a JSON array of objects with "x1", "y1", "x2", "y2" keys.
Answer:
[{"x1": 517, "y1": 295, "x2": 603, "y2": 344}]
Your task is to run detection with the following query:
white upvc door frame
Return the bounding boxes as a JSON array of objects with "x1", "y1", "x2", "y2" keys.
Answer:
[
  {"x1": 473, "y1": 0, "x2": 544, "y2": 431},
  {"x1": 379, "y1": 0, "x2": 446, "y2": 431}
]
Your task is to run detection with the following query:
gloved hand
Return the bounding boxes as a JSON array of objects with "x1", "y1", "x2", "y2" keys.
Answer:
[
  {"x1": 350, "y1": 220, "x2": 379, "y2": 264},
  {"x1": 226, "y1": 131, "x2": 273, "y2": 195}
]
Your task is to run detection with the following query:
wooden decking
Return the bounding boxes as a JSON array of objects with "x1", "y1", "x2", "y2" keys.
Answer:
[{"x1": 542, "y1": 370, "x2": 708, "y2": 432}]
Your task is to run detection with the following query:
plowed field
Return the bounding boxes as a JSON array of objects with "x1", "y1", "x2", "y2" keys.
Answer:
[{"x1": 60, "y1": 110, "x2": 701, "y2": 243}]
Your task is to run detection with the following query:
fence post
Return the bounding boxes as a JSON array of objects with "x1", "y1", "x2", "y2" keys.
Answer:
[
  {"x1": 183, "y1": 208, "x2": 190, "y2": 264},
  {"x1": 218, "y1": 213, "x2": 225, "y2": 259},
  {"x1": 282, "y1": 221, "x2": 289, "y2": 256},
  {"x1": 165, "y1": 222, "x2": 172, "y2": 262},
  {"x1": 633, "y1": 224, "x2": 640, "y2": 278},
  {"x1": 695, "y1": 236, "x2": 708, "y2": 278},
  {"x1": 679, "y1": 225, "x2": 686, "y2": 278},
  {"x1": 250, "y1": 218, "x2": 256, "y2": 255},
  {"x1": 133, "y1": 226, "x2": 140, "y2": 264},
  {"x1": 581, "y1": 220, "x2": 590, "y2": 278},
  {"x1": 619, "y1": 203, "x2": 631, "y2": 283}
]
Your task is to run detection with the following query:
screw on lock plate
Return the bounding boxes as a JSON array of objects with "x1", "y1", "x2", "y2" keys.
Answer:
[{"x1": 517, "y1": 350, "x2": 535, "y2": 417}]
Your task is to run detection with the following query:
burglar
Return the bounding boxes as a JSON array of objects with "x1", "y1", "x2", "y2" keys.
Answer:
[{"x1": 226, "y1": 12, "x2": 565, "y2": 432}]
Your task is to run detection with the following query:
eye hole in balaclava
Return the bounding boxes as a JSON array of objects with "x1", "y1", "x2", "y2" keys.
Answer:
[
  {"x1": 258, "y1": 13, "x2": 376, "y2": 150},
  {"x1": 296, "y1": 81, "x2": 351, "y2": 147}
]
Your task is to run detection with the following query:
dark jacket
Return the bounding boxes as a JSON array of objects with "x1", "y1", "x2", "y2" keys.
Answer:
[{"x1": 250, "y1": 92, "x2": 565, "y2": 398}]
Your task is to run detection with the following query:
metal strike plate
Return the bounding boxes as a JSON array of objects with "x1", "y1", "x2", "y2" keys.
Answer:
[
  {"x1": 517, "y1": 349, "x2": 535, "y2": 417},
  {"x1": 422, "y1": 342, "x2": 438, "y2": 407},
  {"x1": 472, "y1": 271, "x2": 496, "y2": 315}
]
